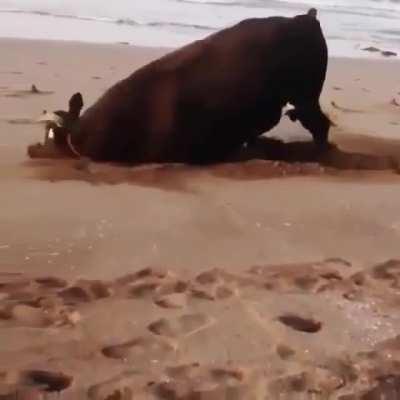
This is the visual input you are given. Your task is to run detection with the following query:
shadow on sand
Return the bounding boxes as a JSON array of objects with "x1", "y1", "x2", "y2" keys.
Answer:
[{"x1": 25, "y1": 134, "x2": 400, "y2": 192}]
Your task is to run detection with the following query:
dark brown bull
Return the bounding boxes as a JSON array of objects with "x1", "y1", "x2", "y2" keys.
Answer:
[{"x1": 30, "y1": 8, "x2": 331, "y2": 164}]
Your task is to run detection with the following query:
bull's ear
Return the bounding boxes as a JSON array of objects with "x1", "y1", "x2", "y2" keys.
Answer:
[
  {"x1": 69, "y1": 92, "x2": 84, "y2": 117},
  {"x1": 307, "y1": 8, "x2": 317, "y2": 18}
]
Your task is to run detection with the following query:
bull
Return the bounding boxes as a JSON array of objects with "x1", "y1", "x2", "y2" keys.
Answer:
[{"x1": 30, "y1": 8, "x2": 331, "y2": 165}]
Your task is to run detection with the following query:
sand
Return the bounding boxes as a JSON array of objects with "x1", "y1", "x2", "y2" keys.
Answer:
[{"x1": 1, "y1": 38, "x2": 400, "y2": 399}]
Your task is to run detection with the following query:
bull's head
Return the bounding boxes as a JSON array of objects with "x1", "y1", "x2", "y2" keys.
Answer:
[{"x1": 29, "y1": 92, "x2": 84, "y2": 159}]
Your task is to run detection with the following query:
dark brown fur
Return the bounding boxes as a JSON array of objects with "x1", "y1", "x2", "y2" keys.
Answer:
[{"x1": 33, "y1": 9, "x2": 331, "y2": 164}]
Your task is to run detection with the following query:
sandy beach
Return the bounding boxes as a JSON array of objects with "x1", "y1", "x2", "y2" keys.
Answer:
[{"x1": 1, "y1": 38, "x2": 400, "y2": 398}]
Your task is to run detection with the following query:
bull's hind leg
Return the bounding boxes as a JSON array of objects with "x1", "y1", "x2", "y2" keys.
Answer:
[{"x1": 287, "y1": 103, "x2": 331, "y2": 150}]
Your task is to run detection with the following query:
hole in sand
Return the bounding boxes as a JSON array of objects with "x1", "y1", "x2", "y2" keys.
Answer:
[
  {"x1": 20, "y1": 370, "x2": 72, "y2": 392},
  {"x1": 278, "y1": 314, "x2": 322, "y2": 333}
]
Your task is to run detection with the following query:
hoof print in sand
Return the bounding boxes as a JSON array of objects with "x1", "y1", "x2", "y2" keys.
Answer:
[
  {"x1": 19, "y1": 370, "x2": 72, "y2": 392},
  {"x1": 148, "y1": 313, "x2": 213, "y2": 338},
  {"x1": 278, "y1": 314, "x2": 322, "y2": 333}
]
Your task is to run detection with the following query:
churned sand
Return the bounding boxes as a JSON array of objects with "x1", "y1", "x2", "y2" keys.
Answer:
[{"x1": 1, "y1": 38, "x2": 400, "y2": 399}]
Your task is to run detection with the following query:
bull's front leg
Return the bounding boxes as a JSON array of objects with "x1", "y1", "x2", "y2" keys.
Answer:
[{"x1": 286, "y1": 103, "x2": 332, "y2": 151}]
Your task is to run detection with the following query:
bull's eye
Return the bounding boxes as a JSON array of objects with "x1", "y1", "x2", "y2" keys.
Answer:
[{"x1": 48, "y1": 128, "x2": 55, "y2": 139}]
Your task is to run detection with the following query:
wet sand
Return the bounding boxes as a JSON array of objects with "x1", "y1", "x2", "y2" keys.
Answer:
[{"x1": 1, "y1": 38, "x2": 400, "y2": 398}]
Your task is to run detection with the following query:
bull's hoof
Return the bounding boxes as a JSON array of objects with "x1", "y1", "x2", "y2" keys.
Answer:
[
  {"x1": 27, "y1": 142, "x2": 45, "y2": 158},
  {"x1": 314, "y1": 141, "x2": 336, "y2": 158},
  {"x1": 74, "y1": 157, "x2": 91, "y2": 171}
]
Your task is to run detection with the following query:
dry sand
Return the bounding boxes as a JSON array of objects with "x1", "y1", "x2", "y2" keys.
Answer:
[{"x1": 1, "y1": 38, "x2": 400, "y2": 399}]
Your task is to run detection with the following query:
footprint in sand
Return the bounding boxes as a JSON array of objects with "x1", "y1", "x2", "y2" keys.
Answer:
[
  {"x1": 154, "y1": 292, "x2": 188, "y2": 309},
  {"x1": 115, "y1": 267, "x2": 171, "y2": 287},
  {"x1": 0, "y1": 295, "x2": 80, "y2": 328},
  {"x1": 191, "y1": 284, "x2": 237, "y2": 301},
  {"x1": 349, "y1": 259, "x2": 400, "y2": 292},
  {"x1": 247, "y1": 261, "x2": 345, "y2": 294},
  {"x1": 190, "y1": 268, "x2": 246, "y2": 301},
  {"x1": 127, "y1": 280, "x2": 163, "y2": 299},
  {"x1": 87, "y1": 370, "x2": 156, "y2": 400},
  {"x1": 157, "y1": 365, "x2": 263, "y2": 400},
  {"x1": 115, "y1": 267, "x2": 189, "y2": 303},
  {"x1": 102, "y1": 335, "x2": 176, "y2": 363},
  {"x1": 277, "y1": 314, "x2": 322, "y2": 333},
  {"x1": 269, "y1": 368, "x2": 344, "y2": 398},
  {"x1": 59, "y1": 280, "x2": 113, "y2": 304},
  {"x1": 19, "y1": 370, "x2": 72, "y2": 393},
  {"x1": 343, "y1": 375, "x2": 400, "y2": 399},
  {"x1": 1, "y1": 369, "x2": 73, "y2": 397},
  {"x1": 148, "y1": 313, "x2": 214, "y2": 338}
]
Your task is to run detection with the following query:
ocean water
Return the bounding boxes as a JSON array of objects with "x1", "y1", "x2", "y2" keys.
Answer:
[{"x1": 0, "y1": 0, "x2": 399, "y2": 57}]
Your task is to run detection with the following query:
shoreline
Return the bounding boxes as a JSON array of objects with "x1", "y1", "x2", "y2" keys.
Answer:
[{"x1": 1, "y1": 35, "x2": 399, "y2": 61}]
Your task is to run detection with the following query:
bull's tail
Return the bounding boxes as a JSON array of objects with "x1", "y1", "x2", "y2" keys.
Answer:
[{"x1": 307, "y1": 8, "x2": 318, "y2": 18}]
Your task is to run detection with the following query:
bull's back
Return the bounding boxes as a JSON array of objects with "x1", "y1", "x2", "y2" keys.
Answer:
[{"x1": 166, "y1": 15, "x2": 327, "y2": 110}]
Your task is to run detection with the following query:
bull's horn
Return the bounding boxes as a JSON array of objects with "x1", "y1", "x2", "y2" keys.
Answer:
[{"x1": 36, "y1": 111, "x2": 63, "y2": 127}]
